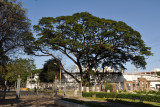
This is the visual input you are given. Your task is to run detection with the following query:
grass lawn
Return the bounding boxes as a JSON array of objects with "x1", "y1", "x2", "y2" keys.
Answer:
[
  {"x1": 86, "y1": 97, "x2": 160, "y2": 107},
  {"x1": 61, "y1": 97, "x2": 160, "y2": 107},
  {"x1": 61, "y1": 98, "x2": 111, "y2": 107}
]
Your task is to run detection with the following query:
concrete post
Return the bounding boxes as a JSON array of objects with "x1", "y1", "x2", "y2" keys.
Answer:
[
  {"x1": 54, "y1": 76, "x2": 57, "y2": 96},
  {"x1": 134, "y1": 80, "x2": 137, "y2": 90},
  {"x1": 130, "y1": 82, "x2": 133, "y2": 91},
  {"x1": 16, "y1": 75, "x2": 21, "y2": 99},
  {"x1": 124, "y1": 81, "x2": 127, "y2": 91},
  {"x1": 64, "y1": 78, "x2": 66, "y2": 96},
  {"x1": 2, "y1": 81, "x2": 7, "y2": 99},
  {"x1": 148, "y1": 82, "x2": 150, "y2": 90},
  {"x1": 139, "y1": 81, "x2": 142, "y2": 91},
  {"x1": 86, "y1": 87, "x2": 89, "y2": 92},
  {"x1": 80, "y1": 82, "x2": 82, "y2": 97},
  {"x1": 118, "y1": 82, "x2": 121, "y2": 90}
]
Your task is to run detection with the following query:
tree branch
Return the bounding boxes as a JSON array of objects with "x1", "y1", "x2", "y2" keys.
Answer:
[{"x1": 34, "y1": 48, "x2": 80, "y2": 83}]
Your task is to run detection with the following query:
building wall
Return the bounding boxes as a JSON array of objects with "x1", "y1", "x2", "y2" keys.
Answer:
[
  {"x1": 26, "y1": 74, "x2": 39, "y2": 89},
  {"x1": 150, "y1": 82, "x2": 160, "y2": 90},
  {"x1": 25, "y1": 71, "x2": 160, "y2": 90},
  {"x1": 120, "y1": 73, "x2": 160, "y2": 90},
  {"x1": 62, "y1": 72, "x2": 160, "y2": 90}
]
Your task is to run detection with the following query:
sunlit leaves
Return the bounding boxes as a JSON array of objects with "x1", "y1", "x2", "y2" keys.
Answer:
[
  {"x1": 5, "y1": 58, "x2": 36, "y2": 84},
  {"x1": 33, "y1": 12, "x2": 152, "y2": 82},
  {"x1": 39, "y1": 59, "x2": 60, "y2": 82},
  {"x1": 0, "y1": 0, "x2": 33, "y2": 64}
]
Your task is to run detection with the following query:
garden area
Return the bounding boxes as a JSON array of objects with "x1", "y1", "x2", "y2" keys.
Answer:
[{"x1": 59, "y1": 91, "x2": 160, "y2": 107}]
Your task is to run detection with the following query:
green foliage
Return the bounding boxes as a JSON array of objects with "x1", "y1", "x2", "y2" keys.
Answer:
[
  {"x1": 82, "y1": 92, "x2": 160, "y2": 103},
  {"x1": 82, "y1": 78, "x2": 90, "y2": 86},
  {"x1": 0, "y1": 65, "x2": 6, "y2": 85},
  {"x1": 5, "y1": 58, "x2": 36, "y2": 85},
  {"x1": 157, "y1": 72, "x2": 160, "y2": 76},
  {"x1": 31, "y1": 69, "x2": 42, "y2": 74},
  {"x1": 82, "y1": 92, "x2": 118, "y2": 99},
  {"x1": 134, "y1": 90, "x2": 160, "y2": 95},
  {"x1": 0, "y1": 0, "x2": 34, "y2": 84},
  {"x1": 105, "y1": 83, "x2": 113, "y2": 92},
  {"x1": 32, "y1": 12, "x2": 152, "y2": 82},
  {"x1": 0, "y1": 0, "x2": 33, "y2": 63},
  {"x1": 39, "y1": 59, "x2": 61, "y2": 82}
]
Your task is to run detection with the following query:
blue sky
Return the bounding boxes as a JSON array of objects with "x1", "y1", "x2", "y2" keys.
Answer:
[{"x1": 21, "y1": 0, "x2": 160, "y2": 72}]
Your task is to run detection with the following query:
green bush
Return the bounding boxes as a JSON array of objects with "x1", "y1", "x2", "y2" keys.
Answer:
[
  {"x1": 82, "y1": 92, "x2": 118, "y2": 99},
  {"x1": 105, "y1": 83, "x2": 113, "y2": 92},
  {"x1": 82, "y1": 92, "x2": 160, "y2": 103},
  {"x1": 157, "y1": 72, "x2": 160, "y2": 76},
  {"x1": 134, "y1": 90, "x2": 160, "y2": 95}
]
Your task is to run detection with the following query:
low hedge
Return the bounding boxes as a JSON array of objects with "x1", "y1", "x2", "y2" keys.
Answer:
[
  {"x1": 135, "y1": 90, "x2": 160, "y2": 95},
  {"x1": 82, "y1": 92, "x2": 160, "y2": 103},
  {"x1": 82, "y1": 92, "x2": 118, "y2": 99}
]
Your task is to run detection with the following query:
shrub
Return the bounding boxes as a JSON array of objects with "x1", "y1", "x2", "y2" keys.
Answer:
[
  {"x1": 82, "y1": 92, "x2": 118, "y2": 99},
  {"x1": 105, "y1": 83, "x2": 113, "y2": 92},
  {"x1": 82, "y1": 92, "x2": 160, "y2": 103},
  {"x1": 134, "y1": 90, "x2": 160, "y2": 95}
]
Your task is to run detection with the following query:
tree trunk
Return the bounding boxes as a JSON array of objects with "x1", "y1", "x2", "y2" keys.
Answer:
[{"x1": 2, "y1": 81, "x2": 7, "y2": 99}]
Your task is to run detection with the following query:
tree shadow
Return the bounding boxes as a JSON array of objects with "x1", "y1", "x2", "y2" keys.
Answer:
[
  {"x1": 0, "y1": 92, "x2": 57, "y2": 107},
  {"x1": 0, "y1": 98, "x2": 22, "y2": 106},
  {"x1": 0, "y1": 97, "x2": 57, "y2": 107},
  {"x1": 107, "y1": 99, "x2": 160, "y2": 107},
  {"x1": 61, "y1": 97, "x2": 160, "y2": 107}
]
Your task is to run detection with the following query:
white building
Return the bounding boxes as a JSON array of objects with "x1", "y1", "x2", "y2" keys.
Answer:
[
  {"x1": 62, "y1": 67, "x2": 160, "y2": 91},
  {"x1": 26, "y1": 74, "x2": 39, "y2": 89},
  {"x1": 26, "y1": 66, "x2": 160, "y2": 91}
]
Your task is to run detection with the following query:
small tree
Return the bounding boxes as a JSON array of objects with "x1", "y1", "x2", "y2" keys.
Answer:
[
  {"x1": 5, "y1": 58, "x2": 36, "y2": 86},
  {"x1": 105, "y1": 83, "x2": 113, "y2": 92},
  {"x1": 157, "y1": 72, "x2": 160, "y2": 76},
  {"x1": 39, "y1": 59, "x2": 61, "y2": 83}
]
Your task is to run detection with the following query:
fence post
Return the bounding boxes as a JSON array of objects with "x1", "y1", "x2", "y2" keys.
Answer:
[
  {"x1": 2, "y1": 81, "x2": 7, "y2": 99},
  {"x1": 16, "y1": 75, "x2": 21, "y2": 99},
  {"x1": 64, "y1": 78, "x2": 66, "y2": 96},
  {"x1": 54, "y1": 76, "x2": 57, "y2": 96},
  {"x1": 80, "y1": 82, "x2": 82, "y2": 97}
]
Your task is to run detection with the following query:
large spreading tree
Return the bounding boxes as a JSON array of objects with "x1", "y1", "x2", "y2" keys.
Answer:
[
  {"x1": 0, "y1": 0, "x2": 34, "y2": 83},
  {"x1": 31, "y1": 12, "x2": 152, "y2": 83}
]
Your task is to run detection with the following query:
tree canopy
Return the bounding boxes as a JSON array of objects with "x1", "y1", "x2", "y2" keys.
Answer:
[
  {"x1": 0, "y1": 0, "x2": 34, "y2": 84},
  {"x1": 0, "y1": 0, "x2": 33, "y2": 65},
  {"x1": 39, "y1": 59, "x2": 61, "y2": 82},
  {"x1": 31, "y1": 12, "x2": 152, "y2": 83},
  {"x1": 5, "y1": 58, "x2": 36, "y2": 86}
]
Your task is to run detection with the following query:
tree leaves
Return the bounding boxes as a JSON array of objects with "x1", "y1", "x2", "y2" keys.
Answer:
[
  {"x1": 0, "y1": 0, "x2": 33, "y2": 64},
  {"x1": 39, "y1": 59, "x2": 60, "y2": 82},
  {"x1": 33, "y1": 12, "x2": 152, "y2": 82},
  {"x1": 5, "y1": 58, "x2": 36, "y2": 85}
]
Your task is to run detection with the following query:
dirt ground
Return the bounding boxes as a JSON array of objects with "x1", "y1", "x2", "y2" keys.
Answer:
[
  {"x1": 0, "y1": 92, "x2": 139, "y2": 107},
  {"x1": 0, "y1": 95, "x2": 60, "y2": 107}
]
